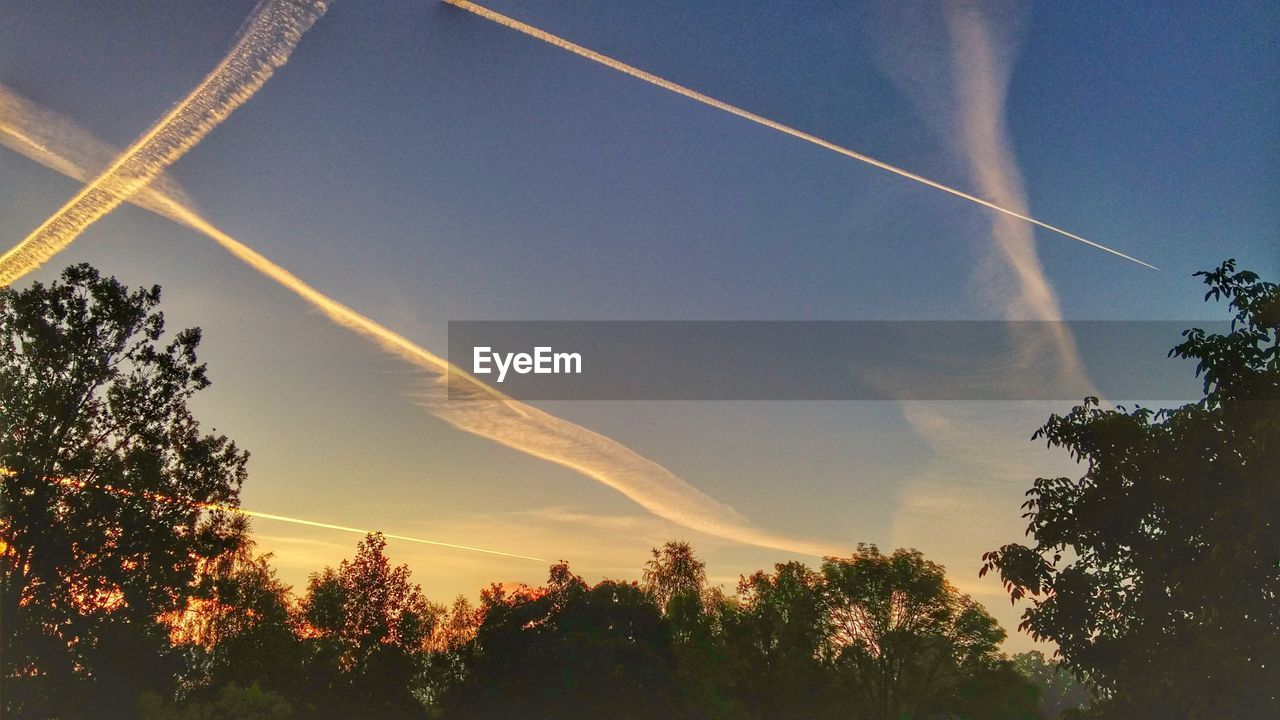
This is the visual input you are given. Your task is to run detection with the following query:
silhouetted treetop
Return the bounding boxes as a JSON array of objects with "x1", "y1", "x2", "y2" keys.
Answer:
[
  {"x1": 1, "y1": 264, "x2": 249, "y2": 719},
  {"x1": 982, "y1": 260, "x2": 1279, "y2": 718}
]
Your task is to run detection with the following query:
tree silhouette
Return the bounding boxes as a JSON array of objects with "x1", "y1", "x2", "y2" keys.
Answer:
[
  {"x1": 642, "y1": 542, "x2": 734, "y2": 718},
  {"x1": 1011, "y1": 651, "x2": 1092, "y2": 718},
  {"x1": 823, "y1": 545, "x2": 1009, "y2": 720},
  {"x1": 0, "y1": 264, "x2": 249, "y2": 719},
  {"x1": 982, "y1": 260, "x2": 1280, "y2": 718},
  {"x1": 642, "y1": 540, "x2": 708, "y2": 613},
  {"x1": 0, "y1": 265, "x2": 1098, "y2": 719},
  {"x1": 173, "y1": 543, "x2": 304, "y2": 702},
  {"x1": 138, "y1": 682, "x2": 293, "y2": 720},
  {"x1": 301, "y1": 532, "x2": 437, "y2": 719},
  {"x1": 721, "y1": 561, "x2": 834, "y2": 719},
  {"x1": 419, "y1": 594, "x2": 480, "y2": 708},
  {"x1": 443, "y1": 562, "x2": 695, "y2": 720}
]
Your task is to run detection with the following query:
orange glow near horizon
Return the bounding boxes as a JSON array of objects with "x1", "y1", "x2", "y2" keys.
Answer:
[{"x1": 11, "y1": 473, "x2": 546, "y2": 563}]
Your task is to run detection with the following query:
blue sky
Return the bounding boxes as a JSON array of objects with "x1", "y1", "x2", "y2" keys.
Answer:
[{"x1": 2, "y1": 0, "x2": 1276, "y2": 649}]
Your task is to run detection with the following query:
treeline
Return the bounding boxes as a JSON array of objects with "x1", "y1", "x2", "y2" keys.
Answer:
[
  {"x1": 4, "y1": 261, "x2": 1276, "y2": 719},
  {"x1": 86, "y1": 534, "x2": 1089, "y2": 720},
  {"x1": 0, "y1": 266, "x2": 1076, "y2": 719}
]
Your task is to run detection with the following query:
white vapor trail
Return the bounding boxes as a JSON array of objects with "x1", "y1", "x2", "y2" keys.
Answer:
[
  {"x1": 0, "y1": 87, "x2": 838, "y2": 558},
  {"x1": 32, "y1": 473, "x2": 546, "y2": 563},
  {"x1": 869, "y1": 4, "x2": 1100, "y2": 635},
  {"x1": 443, "y1": 0, "x2": 1156, "y2": 271},
  {"x1": 944, "y1": 4, "x2": 1091, "y2": 388},
  {"x1": 0, "y1": 0, "x2": 328, "y2": 286}
]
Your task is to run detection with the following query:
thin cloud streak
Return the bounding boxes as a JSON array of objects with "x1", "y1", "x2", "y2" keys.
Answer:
[
  {"x1": 23, "y1": 472, "x2": 544, "y2": 563},
  {"x1": 443, "y1": 0, "x2": 1155, "y2": 270},
  {"x1": 0, "y1": 87, "x2": 838, "y2": 559},
  {"x1": 873, "y1": 4, "x2": 1098, "y2": 648},
  {"x1": 944, "y1": 5, "x2": 1089, "y2": 387},
  {"x1": 0, "y1": 0, "x2": 328, "y2": 286},
  {"x1": 229, "y1": 505, "x2": 547, "y2": 562}
]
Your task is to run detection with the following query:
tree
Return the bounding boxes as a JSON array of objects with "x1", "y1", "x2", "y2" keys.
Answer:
[
  {"x1": 443, "y1": 562, "x2": 695, "y2": 720},
  {"x1": 642, "y1": 540, "x2": 708, "y2": 613},
  {"x1": 0, "y1": 264, "x2": 249, "y2": 718},
  {"x1": 431, "y1": 594, "x2": 480, "y2": 652},
  {"x1": 642, "y1": 541, "x2": 734, "y2": 718},
  {"x1": 137, "y1": 682, "x2": 293, "y2": 720},
  {"x1": 300, "y1": 532, "x2": 437, "y2": 719},
  {"x1": 722, "y1": 561, "x2": 834, "y2": 720},
  {"x1": 822, "y1": 545, "x2": 1011, "y2": 720},
  {"x1": 944, "y1": 659, "x2": 1045, "y2": 720},
  {"x1": 981, "y1": 260, "x2": 1280, "y2": 718},
  {"x1": 173, "y1": 543, "x2": 305, "y2": 702},
  {"x1": 1011, "y1": 651, "x2": 1092, "y2": 719},
  {"x1": 419, "y1": 594, "x2": 480, "y2": 709}
]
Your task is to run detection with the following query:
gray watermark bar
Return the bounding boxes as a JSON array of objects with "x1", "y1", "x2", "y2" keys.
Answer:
[{"x1": 447, "y1": 321, "x2": 1231, "y2": 401}]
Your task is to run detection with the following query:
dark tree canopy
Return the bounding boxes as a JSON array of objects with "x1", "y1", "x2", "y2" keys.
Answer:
[
  {"x1": 708, "y1": 547, "x2": 1036, "y2": 720},
  {"x1": 722, "y1": 560, "x2": 833, "y2": 720},
  {"x1": 175, "y1": 544, "x2": 304, "y2": 701},
  {"x1": 823, "y1": 545, "x2": 1009, "y2": 720},
  {"x1": 300, "y1": 532, "x2": 438, "y2": 720},
  {"x1": 1011, "y1": 651, "x2": 1092, "y2": 719},
  {"x1": 442, "y1": 561, "x2": 693, "y2": 720},
  {"x1": 0, "y1": 264, "x2": 249, "y2": 719},
  {"x1": 982, "y1": 260, "x2": 1280, "y2": 718}
]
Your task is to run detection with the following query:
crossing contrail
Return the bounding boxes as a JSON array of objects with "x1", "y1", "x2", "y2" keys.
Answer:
[
  {"x1": 0, "y1": 0, "x2": 328, "y2": 287},
  {"x1": 0, "y1": 86, "x2": 839, "y2": 559},
  {"x1": 442, "y1": 0, "x2": 1156, "y2": 271}
]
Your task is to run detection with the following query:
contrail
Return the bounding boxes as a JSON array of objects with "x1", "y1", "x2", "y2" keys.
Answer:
[
  {"x1": 0, "y1": 0, "x2": 328, "y2": 286},
  {"x1": 873, "y1": 2, "x2": 1103, "y2": 627},
  {"x1": 223, "y1": 507, "x2": 546, "y2": 562},
  {"x1": 0, "y1": 87, "x2": 839, "y2": 558},
  {"x1": 943, "y1": 4, "x2": 1090, "y2": 385},
  {"x1": 30, "y1": 473, "x2": 545, "y2": 563},
  {"x1": 442, "y1": 0, "x2": 1156, "y2": 271}
]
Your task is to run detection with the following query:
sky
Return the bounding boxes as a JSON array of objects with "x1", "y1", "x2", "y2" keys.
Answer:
[{"x1": 1, "y1": 0, "x2": 1277, "y2": 651}]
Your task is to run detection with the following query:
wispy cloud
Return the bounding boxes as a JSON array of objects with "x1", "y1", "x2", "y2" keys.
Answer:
[
  {"x1": 864, "y1": 2, "x2": 1096, "y2": 647},
  {"x1": 509, "y1": 506, "x2": 658, "y2": 533},
  {"x1": 0, "y1": 86, "x2": 836, "y2": 558}
]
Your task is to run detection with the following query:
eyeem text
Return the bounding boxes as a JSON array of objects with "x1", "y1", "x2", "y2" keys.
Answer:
[{"x1": 473, "y1": 346, "x2": 582, "y2": 383}]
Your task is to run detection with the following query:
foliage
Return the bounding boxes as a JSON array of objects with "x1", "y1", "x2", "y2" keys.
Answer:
[
  {"x1": 300, "y1": 532, "x2": 438, "y2": 719},
  {"x1": 418, "y1": 594, "x2": 481, "y2": 709},
  {"x1": 441, "y1": 561, "x2": 694, "y2": 719},
  {"x1": 13, "y1": 264, "x2": 1232, "y2": 718},
  {"x1": 137, "y1": 683, "x2": 292, "y2": 720},
  {"x1": 175, "y1": 544, "x2": 304, "y2": 699},
  {"x1": 0, "y1": 264, "x2": 249, "y2": 719},
  {"x1": 1011, "y1": 651, "x2": 1092, "y2": 719},
  {"x1": 981, "y1": 260, "x2": 1280, "y2": 717},
  {"x1": 642, "y1": 540, "x2": 708, "y2": 612},
  {"x1": 644, "y1": 543, "x2": 736, "y2": 718},
  {"x1": 823, "y1": 545, "x2": 1010, "y2": 720},
  {"x1": 945, "y1": 659, "x2": 1045, "y2": 720},
  {"x1": 721, "y1": 560, "x2": 834, "y2": 719}
]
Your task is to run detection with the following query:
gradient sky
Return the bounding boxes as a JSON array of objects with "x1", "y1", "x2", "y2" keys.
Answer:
[{"x1": 2, "y1": 0, "x2": 1277, "y2": 651}]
